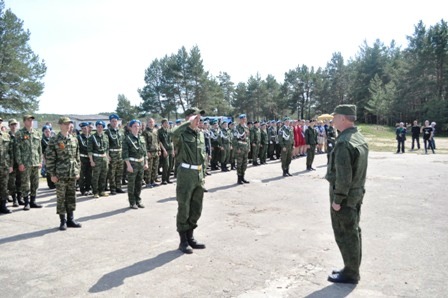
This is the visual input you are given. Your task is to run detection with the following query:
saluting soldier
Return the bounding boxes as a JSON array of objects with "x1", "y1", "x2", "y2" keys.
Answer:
[
  {"x1": 123, "y1": 120, "x2": 148, "y2": 209},
  {"x1": 46, "y1": 117, "x2": 82, "y2": 231},
  {"x1": 158, "y1": 119, "x2": 174, "y2": 185},
  {"x1": 15, "y1": 115, "x2": 43, "y2": 210},
  {"x1": 259, "y1": 122, "x2": 269, "y2": 165},
  {"x1": 88, "y1": 120, "x2": 110, "y2": 198},
  {"x1": 209, "y1": 119, "x2": 221, "y2": 171},
  {"x1": 278, "y1": 117, "x2": 294, "y2": 176},
  {"x1": 325, "y1": 104, "x2": 368, "y2": 284},
  {"x1": 142, "y1": 118, "x2": 160, "y2": 188},
  {"x1": 305, "y1": 119, "x2": 318, "y2": 171},
  {"x1": 78, "y1": 122, "x2": 93, "y2": 196},
  {"x1": 8, "y1": 118, "x2": 23, "y2": 207},
  {"x1": 233, "y1": 114, "x2": 250, "y2": 185},
  {"x1": 220, "y1": 121, "x2": 231, "y2": 171},
  {"x1": 0, "y1": 120, "x2": 13, "y2": 214},
  {"x1": 105, "y1": 114, "x2": 124, "y2": 195},
  {"x1": 250, "y1": 121, "x2": 261, "y2": 166}
]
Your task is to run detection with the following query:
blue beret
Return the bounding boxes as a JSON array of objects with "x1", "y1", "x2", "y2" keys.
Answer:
[
  {"x1": 270, "y1": 120, "x2": 275, "y2": 123},
  {"x1": 79, "y1": 122, "x2": 89, "y2": 128},
  {"x1": 276, "y1": 120, "x2": 282, "y2": 123},
  {"x1": 228, "y1": 121, "x2": 233, "y2": 125},
  {"x1": 169, "y1": 121, "x2": 173, "y2": 125},
  {"x1": 95, "y1": 120, "x2": 106, "y2": 127},
  {"x1": 42, "y1": 125, "x2": 51, "y2": 132},
  {"x1": 176, "y1": 119, "x2": 182, "y2": 124},
  {"x1": 109, "y1": 114, "x2": 120, "y2": 120},
  {"x1": 239, "y1": 114, "x2": 246, "y2": 119},
  {"x1": 283, "y1": 117, "x2": 290, "y2": 121},
  {"x1": 129, "y1": 119, "x2": 141, "y2": 127}
]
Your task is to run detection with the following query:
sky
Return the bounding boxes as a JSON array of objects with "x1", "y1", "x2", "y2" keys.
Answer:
[{"x1": 4, "y1": 0, "x2": 447, "y2": 115}]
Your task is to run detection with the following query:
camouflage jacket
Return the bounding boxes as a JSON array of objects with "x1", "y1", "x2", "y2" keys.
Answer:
[
  {"x1": 0, "y1": 131, "x2": 13, "y2": 168},
  {"x1": 305, "y1": 127, "x2": 317, "y2": 145},
  {"x1": 158, "y1": 127, "x2": 173, "y2": 152},
  {"x1": 220, "y1": 128, "x2": 231, "y2": 145},
  {"x1": 260, "y1": 129, "x2": 269, "y2": 145},
  {"x1": 278, "y1": 125, "x2": 293, "y2": 147},
  {"x1": 88, "y1": 132, "x2": 109, "y2": 157},
  {"x1": 142, "y1": 127, "x2": 160, "y2": 152},
  {"x1": 45, "y1": 132, "x2": 80, "y2": 178},
  {"x1": 122, "y1": 133, "x2": 147, "y2": 161},
  {"x1": 105, "y1": 128, "x2": 123, "y2": 149},
  {"x1": 15, "y1": 127, "x2": 42, "y2": 167},
  {"x1": 250, "y1": 127, "x2": 261, "y2": 145},
  {"x1": 77, "y1": 133, "x2": 90, "y2": 156},
  {"x1": 209, "y1": 128, "x2": 221, "y2": 147},
  {"x1": 233, "y1": 124, "x2": 250, "y2": 150}
]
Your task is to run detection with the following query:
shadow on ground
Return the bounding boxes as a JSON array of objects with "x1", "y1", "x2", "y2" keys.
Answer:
[{"x1": 304, "y1": 284, "x2": 356, "y2": 298}]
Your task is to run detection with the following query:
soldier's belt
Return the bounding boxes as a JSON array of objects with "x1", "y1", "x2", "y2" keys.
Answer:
[
  {"x1": 238, "y1": 141, "x2": 247, "y2": 144},
  {"x1": 129, "y1": 157, "x2": 144, "y2": 162},
  {"x1": 180, "y1": 163, "x2": 202, "y2": 171},
  {"x1": 93, "y1": 153, "x2": 106, "y2": 157},
  {"x1": 80, "y1": 154, "x2": 88, "y2": 158},
  {"x1": 109, "y1": 149, "x2": 122, "y2": 152}
]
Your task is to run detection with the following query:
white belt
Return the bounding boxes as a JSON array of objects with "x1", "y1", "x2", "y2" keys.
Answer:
[
  {"x1": 129, "y1": 157, "x2": 144, "y2": 162},
  {"x1": 110, "y1": 149, "x2": 122, "y2": 152},
  {"x1": 80, "y1": 154, "x2": 88, "y2": 158},
  {"x1": 93, "y1": 153, "x2": 106, "y2": 157},
  {"x1": 181, "y1": 163, "x2": 202, "y2": 171},
  {"x1": 238, "y1": 141, "x2": 247, "y2": 144}
]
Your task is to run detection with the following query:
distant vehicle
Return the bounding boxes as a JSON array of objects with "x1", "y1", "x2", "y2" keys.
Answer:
[{"x1": 202, "y1": 116, "x2": 233, "y2": 124}]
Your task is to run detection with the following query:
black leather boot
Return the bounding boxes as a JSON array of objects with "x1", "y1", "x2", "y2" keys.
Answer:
[
  {"x1": 59, "y1": 214, "x2": 67, "y2": 231},
  {"x1": 12, "y1": 194, "x2": 19, "y2": 207},
  {"x1": 66, "y1": 211, "x2": 82, "y2": 228},
  {"x1": 23, "y1": 196, "x2": 30, "y2": 210},
  {"x1": 178, "y1": 232, "x2": 193, "y2": 254},
  {"x1": 237, "y1": 175, "x2": 244, "y2": 185},
  {"x1": 0, "y1": 199, "x2": 12, "y2": 214},
  {"x1": 30, "y1": 196, "x2": 42, "y2": 208},
  {"x1": 17, "y1": 193, "x2": 24, "y2": 205},
  {"x1": 287, "y1": 167, "x2": 293, "y2": 176},
  {"x1": 283, "y1": 169, "x2": 288, "y2": 177},
  {"x1": 242, "y1": 175, "x2": 250, "y2": 184},
  {"x1": 186, "y1": 229, "x2": 206, "y2": 249}
]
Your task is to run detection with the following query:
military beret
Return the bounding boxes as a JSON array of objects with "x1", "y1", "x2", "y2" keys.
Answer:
[
  {"x1": 161, "y1": 118, "x2": 168, "y2": 123},
  {"x1": 283, "y1": 117, "x2": 290, "y2": 121},
  {"x1": 203, "y1": 121, "x2": 209, "y2": 125},
  {"x1": 8, "y1": 118, "x2": 18, "y2": 125},
  {"x1": 209, "y1": 119, "x2": 217, "y2": 125},
  {"x1": 247, "y1": 121, "x2": 253, "y2": 125},
  {"x1": 239, "y1": 114, "x2": 246, "y2": 119},
  {"x1": 42, "y1": 125, "x2": 52, "y2": 132},
  {"x1": 109, "y1": 114, "x2": 120, "y2": 121},
  {"x1": 184, "y1": 107, "x2": 205, "y2": 117},
  {"x1": 276, "y1": 120, "x2": 282, "y2": 123},
  {"x1": 221, "y1": 121, "x2": 228, "y2": 125},
  {"x1": 79, "y1": 122, "x2": 89, "y2": 128},
  {"x1": 228, "y1": 121, "x2": 233, "y2": 125},
  {"x1": 58, "y1": 116, "x2": 73, "y2": 124},
  {"x1": 254, "y1": 121, "x2": 259, "y2": 124},
  {"x1": 332, "y1": 104, "x2": 357, "y2": 116},
  {"x1": 261, "y1": 122, "x2": 266, "y2": 126},
  {"x1": 23, "y1": 114, "x2": 35, "y2": 121},
  {"x1": 95, "y1": 120, "x2": 106, "y2": 127},
  {"x1": 129, "y1": 119, "x2": 141, "y2": 127},
  {"x1": 169, "y1": 121, "x2": 173, "y2": 125},
  {"x1": 176, "y1": 119, "x2": 182, "y2": 124}
]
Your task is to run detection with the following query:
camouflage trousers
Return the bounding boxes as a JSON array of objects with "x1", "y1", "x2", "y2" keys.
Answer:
[
  {"x1": 20, "y1": 166, "x2": 39, "y2": 197},
  {"x1": 259, "y1": 144, "x2": 268, "y2": 164},
  {"x1": 8, "y1": 166, "x2": 21, "y2": 195},
  {"x1": 1, "y1": 166, "x2": 9, "y2": 200},
  {"x1": 107, "y1": 157, "x2": 123, "y2": 191},
  {"x1": 176, "y1": 167, "x2": 204, "y2": 232},
  {"x1": 127, "y1": 161, "x2": 143, "y2": 205},
  {"x1": 251, "y1": 143, "x2": 260, "y2": 163},
  {"x1": 160, "y1": 152, "x2": 173, "y2": 182},
  {"x1": 144, "y1": 152, "x2": 159, "y2": 184},
  {"x1": 55, "y1": 177, "x2": 77, "y2": 214},
  {"x1": 220, "y1": 144, "x2": 230, "y2": 167},
  {"x1": 281, "y1": 144, "x2": 293, "y2": 170},
  {"x1": 92, "y1": 157, "x2": 108, "y2": 195},
  {"x1": 79, "y1": 157, "x2": 92, "y2": 193},
  {"x1": 236, "y1": 145, "x2": 249, "y2": 176}
]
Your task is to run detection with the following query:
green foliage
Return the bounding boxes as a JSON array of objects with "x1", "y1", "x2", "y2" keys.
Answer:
[
  {"x1": 115, "y1": 94, "x2": 138, "y2": 122},
  {"x1": 0, "y1": 0, "x2": 46, "y2": 114}
]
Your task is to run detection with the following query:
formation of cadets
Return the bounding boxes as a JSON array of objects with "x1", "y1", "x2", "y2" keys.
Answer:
[{"x1": 0, "y1": 113, "x2": 336, "y2": 227}]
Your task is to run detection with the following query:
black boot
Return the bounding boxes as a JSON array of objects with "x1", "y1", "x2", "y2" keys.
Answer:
[
  {"x1": 66, "y1": 211, "x2": 82, "y2": 228},
  {"x1": 242, "y1": 175, "x2": 250, "y2": 184},
  {"x1": 186, "y1": 229, "x2": 206, "y2": 249},
  {"x1": 283, "y1": 169, "x2": 288, "y2": 177},
  {"x1": 0, "y1": 199, "x2": 12, "y2": 214},
  {"x1": 178, "y1": 232, "x2": 193, "y2": 254},
  {"x1": 23, "y1": 196, "x2": 30, "y2": 211},
  {"x1": 30, "y1": 196, "x2": 42, "y2": 208},
  {"x1": 12, "y1": 194, "x2": 19, "y2": 207},
  {"x1": 237, "y1": 175, "x2": 244, "y2": 185},
  {"x1": 17, "y1": 193, "x2": 24, "y2": 205},
  {"x1": 287, "y1": 167, "x2": 293, "y2": 176},
  {"x1": 59, "y1": 214, "x2": 67, "y2": 231}
]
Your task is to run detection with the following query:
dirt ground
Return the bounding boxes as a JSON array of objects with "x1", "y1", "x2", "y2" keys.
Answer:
[{"x1": 1, "y1": 149, "x2": 447, "y2": 298}]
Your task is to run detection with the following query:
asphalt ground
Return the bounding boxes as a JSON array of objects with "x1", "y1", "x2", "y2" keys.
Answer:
[{"x1": 1, "y1": 151, "x2": 447, "y2": 297}]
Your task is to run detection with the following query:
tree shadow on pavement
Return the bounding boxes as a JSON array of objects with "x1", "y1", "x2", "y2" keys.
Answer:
[
  {"x1": 89, "y1": 250, "x2": 182, "y2": 293},
  {"x1": 304, "y1": 284, "x2": 356, "y2": 298},
  {"x1": 77, "y1": 207, "x2": 131, "y2": 222},
  {"x1": 0, "y1": 227, "x2": 59, "y2": 246}
]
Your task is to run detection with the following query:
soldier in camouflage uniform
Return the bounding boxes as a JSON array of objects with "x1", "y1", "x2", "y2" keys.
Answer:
[
  {"x1": 305, "y1": 119, "x2": 318, "y2": 171},
  {"x1": 267, "y1": 120, "x2": 277, "y2": 160},
  {"x1": 123, "y1": 120, "x2": 148, "y2": 209},
  {"x1": 77, "y1": 122, "x2": 92, "y2": 196},
  {"x1": 250, "y1": 121, "x2": 261, "y2": 166},
  {"x1": 326, "y1": 120, "x2": 337, "y2": 164},
  {"x1": 0, "y1": 121, "x2": 13, "y2": 214},
  {"x1": 172, "y1": 107, "x2": 206, "y2": 254},
  {"x1": 275, "y1": 120, "x2": 282, "y2": 159},
  {"x1": 7, "y1": 118, "x2": 23, "y2": 207},
  {"x1": 233, "y1": 114, "x2": 250, "y2": 185},
  {"x1": 105, "y1": 114, "x2": 124, "y2": 195},
  {"x1": 88, "y1": 120, "x2": 110, "y2": 198},
  {"x1": 325, "y1": 104, "x2": 368, "y2": 284},
  {"x1": 228, "y1": 122, "x2": 236, "y2": 170},
  {"x1": 202, "y1": 120, "x2": 212, "y2": 175},
  {"x1": 15, "y1": 115, "x2": 43, "y2": 210},
  {"x1": 220, "y1": 121, "x2": 231, "y2": 171},
  {"x1": 158, "y1": 119, "x2": 174, "y2": 185},
  {"x1": 41, "y1": 125, "x2": 56, "y2": 189},
  {"x1": 46, "y1": 117, "x2": 82, "y2": 231},
  {"x1": 259, "y1": 122, "x2": 269, "y2": 164},
  {"x1": 278, "y1": 117, "x2": 294, "y2": 176},
  {"x1": 142, "y1": 118, "x2": 160, "y2": 188},
  {"x1": 209, "y1": 119, "x2": 221, "y2": 171}
]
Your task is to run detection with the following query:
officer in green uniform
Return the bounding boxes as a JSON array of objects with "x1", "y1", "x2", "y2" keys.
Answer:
[
  {"x1": 142, "y1": 118, "x2": 160, "y2": 188},
  {"x1": 172, "y1": 107, "x2": 206, "y2": 254},
  {"x1": 7, "y1": 118, "x2": 23, "y2": 207},
  {"x1": 305, "y1": 120, "x2": 318, "y2": 171},
  {"x1": 220, "y1": 121, "x2": 231, "y2": 171},
  {"x1": 278, "y1": 117, "x2": 294, "y2": 176},
  {"x1": 78, "y1": 122, "x2": 92, "y2": 195},
  {"x1": 250, "y1": 121, "x2": 261, "y2": 166},
  {"x1": 158, "y1": 119, "x2": 174, "y2": 185},
  {"x1": 0, "y1": 122, "x2": 13, "y2": 214},
  {"x1": 259, "y1": 122, "x2": 269, "y2": 164},
  {"x1": 46, "y1": 117, "x2": 82, "y2": 230},
  {"x1": 123, "y1": 120, "x2": 148, "y2": 209},
  {"x1": 233, "y1": 114, "x2": 250, "y2": 185},
  {"x1": 15, "y1": 115, "x2": 43, "y2": 210},
  {"x1": 88, "y1": 120, "x2": 110, "y2": 198},
  {"x1": 105, "y1": 114, "x2": 124, "y2": 195},
  {"x1": 209, "y1": 119, "x2": 221, "y2": 170},
  {"x1": 325, "y1": 104, "x2": 368, "y2": 284},
  {"x1": 326, "y1": 120, "x2": 336, "y2": 164}
]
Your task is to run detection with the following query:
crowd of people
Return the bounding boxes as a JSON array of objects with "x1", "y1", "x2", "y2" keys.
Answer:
[{"x1": 395, "y1": 120, "x2": 437, "y2": 154}]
